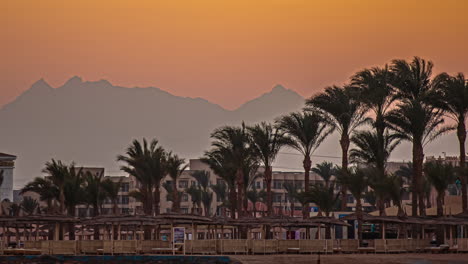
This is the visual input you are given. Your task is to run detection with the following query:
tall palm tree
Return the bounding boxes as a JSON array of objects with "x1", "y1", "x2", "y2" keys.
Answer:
[
  {"x1": 21, "y1": 177, "x2": 59, "y2": 214},
  {"x1": 211, "y1": 181, "x2": 228, "y2": 217},
  {"x1": 311, "y1": 161, "x2": 336, "y2": 187},
  {"x1": 42, "y1": 159, "x2": 69, "y2": 214},
  {"x1": 208, "y1": 124, "x2": 254, "y2": 217},
  {"x1": 101, "y1": 178, "x2": 122, "y2": 215},
  {"x1": 117, "y1": 138, "x2": 166, "y2": 215},
  {"x1": 202, "y1": 149, "x2": 237, "y2": 218},
  {"x1": 388, "y1": 57, "x2": 452, "y2": 216},
  {"x1": 307, "y1": 85, "x2": 367, "y2": 210},
  {"x1": 192, "y1": 170, "x2": 213, "y2": 217},
  {"x1": 434, "y1": 72, "x2": 468, "y2": 212},
  {"x1": 424, "y1": 161, "x2": 456, "y2": 217},
  {"x1": 83, "y1": 170, "x2": 105, "y2": 217},
  {"x1": 166, "y1": 153, "x2": 188, "y2": 213},
  {"x1": 246, "y1": 187, "x2": 265, "y2": 217},
  {"x1": 248, "y1": 122, "x2": 291, "y2": 216},
  {"x1": 283, "y1": 182, "x2": 299, "y2": 217},
  {"x1": 350, "y1": 130, "x2": 400, "y2": 215},
  {"x1": 186, "y1": 185, "x2": 202, "y2": 214},
  {"x1": 424, "y1": 161, "x2": 456, "y2": 244},
  {"x1": 162, "y1": 182, "x2": 184, "y2": 211},
  {"x1": 336, "y1": 167, "x2": 369, "y2": 242},
  {"x1": 276, "y1": 112, "x2": 332, "y2": 217},
  {"x1": 20, "y1": 197, "x2": 39, "y2": 215},
  {"x1": 308, "y1": 183, "x2": 338, "y2": 239}
]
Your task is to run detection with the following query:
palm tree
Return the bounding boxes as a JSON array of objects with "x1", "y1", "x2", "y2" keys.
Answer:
[
  {"x1": 101, "y1": 178, "x2": 122, "y2": 215},
  {"x1": 246, "y1": 187, "x2": 264, "y2": 217},
  {"x1": 336, "y1": 167, "x2": 369, "y2": 242},
  {"x1": 248, "y1": 122, "x2": 291, "y2": 216},
  {"x1": 191, "y1": 170, "x2": 213, "y2": 216},
  {"x1": 424, "y1": 161, "x2": 456, "y2": 244},
  {"x1": 424, "y1": 161, "x2": 456, "y2": 217},
  {"x1": 388, "y1": 57, "x2": 452, "y2": 216},
  {"x1": 166, "y1": 153, "x2": 188, "y2": 213},
  {"x1": 308, "y1": 183, "x2": 338, "y2": 239},
  {"x1": 202, "y1": 149, "x2": 237, "y2": 218},
  {"x1": 308, "y1": 183, "x2": 338, "y2": 217},
  {"x1": 276, "y1": 112, "x2": 333, "y2": 217},
  {"x1": 307, "y1": 85, "x2": 367, "y2": 210},
  {"x1": 42, "y1": 159, "x2": 69, "y2": 214},
  {"x1": 186, "y1": 185, "x2": 202, "y2": 214},
  {"x1": 162, "y1": 181, "x2": 184, "y2": 212},
  {"x1": 117, "y1": 138, "x2": 166, "y2": 215},
  {"x1": 311, "y1": 161, "x2": 336, "y2": 187},
  {"x1": 283, "y1": 182, "x2": 299, "y2": 217},
  {"x1": 350, "y1": 130, "x2": 400, "y2": 215},
  {"x1": 83, "y1": 170, "x2": 105, "y2": 217},
  {"x1": 434, "y1": 72, "x2": 468, "y2": 212},
  {"x1": 21, "y1": 177, "x2": 59, "y2": 214},
  {"x1": 352, "y1": 65, "x2": 395, "y2": 154},
  {"x1": 20, "y1": 197, "x2": 39, "y2": 215},
  {"x1": 211, "y1": 181, "x2": 228, "y2": 217},
  {"x1": 207, "y1": 124, "x2": 254, "y2": 217}
]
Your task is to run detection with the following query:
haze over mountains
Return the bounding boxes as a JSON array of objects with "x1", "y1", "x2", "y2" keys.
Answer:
[{"x1": 0, "y1": 77, "x2": 460, "y2": 188}]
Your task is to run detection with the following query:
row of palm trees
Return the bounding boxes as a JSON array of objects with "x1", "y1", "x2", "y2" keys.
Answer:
[
  {"x1": 19, "y1": 57, "x2": 467, "y2": 228},
  {"x1": 19, "y1": 160, "x2": 122, "y2": 216}
]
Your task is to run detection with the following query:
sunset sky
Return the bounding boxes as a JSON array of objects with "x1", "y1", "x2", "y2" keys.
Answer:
[{"x1": 2, "y1": 0, "x2": 468, "y2": 109}]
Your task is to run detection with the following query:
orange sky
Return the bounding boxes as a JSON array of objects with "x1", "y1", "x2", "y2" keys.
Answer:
[{"x1": 2, "y1": 0, "x2": 468, "y2": 109}]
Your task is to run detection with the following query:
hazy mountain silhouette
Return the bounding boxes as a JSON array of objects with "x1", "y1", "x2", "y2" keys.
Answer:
[
  {"x1": 0, "y1": 77, "x2": 460, "y2": 188},
  {"x1": 0, "y1": 77, "x2": 304, "y2": 187}
]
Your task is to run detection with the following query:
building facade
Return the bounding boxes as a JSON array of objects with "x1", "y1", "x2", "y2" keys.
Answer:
[{"x1": 0, "y1": 152, "x2": 16, "y2": 201}]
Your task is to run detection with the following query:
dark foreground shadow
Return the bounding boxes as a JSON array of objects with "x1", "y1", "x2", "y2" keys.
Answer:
[{"x1": 0, "y1": 255, "x2": 236, "y2": 264}]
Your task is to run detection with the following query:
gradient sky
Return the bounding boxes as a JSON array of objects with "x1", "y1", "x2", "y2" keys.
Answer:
[{"x1": 2, "y1": 0, "x2": 468, "y2": 110}]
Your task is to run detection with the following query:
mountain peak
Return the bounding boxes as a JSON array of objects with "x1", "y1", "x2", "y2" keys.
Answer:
[
  {"x1": 30, "y1": 78, "x2": 52, "y2": 91},
  {"x1": 63, "y1": 76, "x2": 83, "y2": 87},
  {"x1": 271, "y1": 84, "x2": 287, "y2": 93}
]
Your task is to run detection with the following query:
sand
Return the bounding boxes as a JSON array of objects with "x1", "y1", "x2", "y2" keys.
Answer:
[{"x1": 229, "y1": 254, "x2": 468, "y2": 264}]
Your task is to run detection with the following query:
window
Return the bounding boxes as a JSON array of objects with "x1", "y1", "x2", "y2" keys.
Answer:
[
  {"x1": 182, "y1": 194, "x2": 189, "y2": 202},
  {"x1": 179, "y1": 180, "x2": 189, "y2": 188},
  {"x1": 191, "y1": 181, "x2": 198, "y2": 187},
  {"x1": 256, "y1": 181, "x2": 261, "y2": 189},
  {"x1": 181, "y1": 207, "x2": 189, "y2": 214},
  {"x1": 273, "y1": 180, "x2": 283, "y2": 190},
  {"x1": 121, "y1": 208, "x2": 130, "y2": 214},
  {"x1": 346, "y1": 194, "x2": 354, "y2": 204},
  {"x1": 120, "y1": 183, "x2": 130, "y2": 192},
  {"x1": 121, "y1": 195, "x2": 129, "y2": 204}
]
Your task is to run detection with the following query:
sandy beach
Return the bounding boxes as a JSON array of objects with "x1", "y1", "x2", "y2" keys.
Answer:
[{"x1": 230, "y1": 254, "x2": 468, "y2": 264}]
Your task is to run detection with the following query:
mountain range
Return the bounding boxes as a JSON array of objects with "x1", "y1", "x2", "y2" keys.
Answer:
[{"x1": 0, "y1": 77, "x2": 461, "y2": 188}]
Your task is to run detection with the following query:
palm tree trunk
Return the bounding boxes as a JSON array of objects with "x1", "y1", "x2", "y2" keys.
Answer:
[
  {"x1": 412, "y1": 141, "x2": 422, "y2": 216},
  {"x1": 458, "y1": 121, "x2": 467, "y2": 212},
  {"x1": 413, "y1": 141, "x2": 426, "y2": 216},
  {"x1": 172, "y1": 180, "x2": 179, "y2": 213},
  {"x1": 153, "y1": 187, "x2": 161, "y2": 215},
  {"x1": 290, "y1": 201, "x2": 294, "y2": 217},
  {"x1": 68, "y1": 205, "x2": 76, "y2": 240},
  {"x1": 229, "y1": 187, "x2": 237, "y2": 219},
  {"x1": 340, "y1": 134, "x2": 350, "y2": 211},
  {"x1": 303, "y1": 155, "x2": 311, "y2": 219},
  {"x1": 59, "y1": 186, "x2": 65, "y2": 214},
  {"x1": 436, "y1": 192, "x2": 444, "y2": 244},
  {"x1": 356, "y1": 197, "x2": 363, "y2": 243},
  {"x1": 265, "y1": 166, "x2": 273, "y2": 216},
  {"x1": 236, "y1": 169, "x2": 244, "y2": 218}
]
